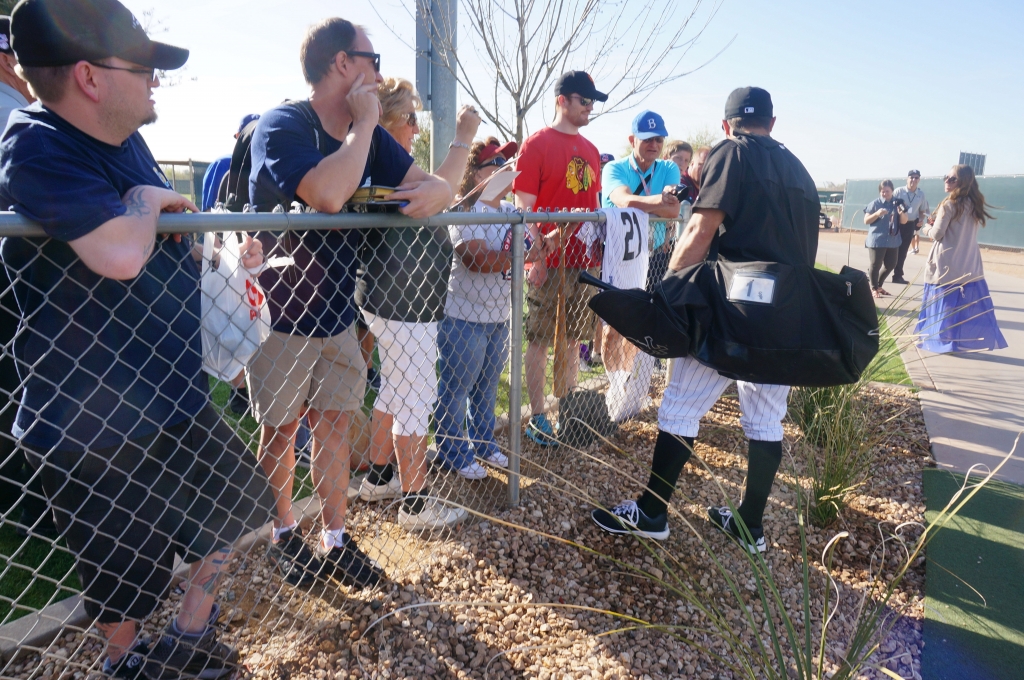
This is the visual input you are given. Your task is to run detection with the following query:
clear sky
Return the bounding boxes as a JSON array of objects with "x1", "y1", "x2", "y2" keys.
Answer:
[{"x1": 122, "y1": 0, "x2": 1024, "y2": 186}]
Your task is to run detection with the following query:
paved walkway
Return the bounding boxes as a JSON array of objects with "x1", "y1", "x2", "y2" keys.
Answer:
[{"x1": 815, "y1": 230, "x2": 1024, "y2": 484}]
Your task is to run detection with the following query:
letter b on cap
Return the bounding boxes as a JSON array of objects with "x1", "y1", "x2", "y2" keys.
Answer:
[{"x1": 744, "y1": 106, "x2": 754, "y2": 114}]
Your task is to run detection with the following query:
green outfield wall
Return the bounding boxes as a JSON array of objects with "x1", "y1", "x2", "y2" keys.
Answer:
[{"x1": 841, "y1": 175, "x2": 1024, "y2": 249}]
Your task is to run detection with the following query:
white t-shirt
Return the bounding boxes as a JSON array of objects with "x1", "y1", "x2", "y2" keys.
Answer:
[{"x1": 444, "y1": 201, "x2": 518, "y2": 324}]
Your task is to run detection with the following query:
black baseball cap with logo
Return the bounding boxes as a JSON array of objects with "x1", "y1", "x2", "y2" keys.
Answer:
[
  {"x1": 908, "y1": 169, "x2": 921, "y2": 177},
  {"x1": 724, "y1": 86, "x2": 773, "y2": 119},
  {"x1": 11, "y1": 0, "x2": 189, "y2": 69},
  {"x1": 554, "y1": 70, "x2": 608, "y2": 102}
]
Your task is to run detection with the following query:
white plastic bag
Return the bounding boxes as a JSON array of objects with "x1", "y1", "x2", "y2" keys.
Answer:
[{"x1": 200, "y1": 231, "x2": 271, "y2": 382}]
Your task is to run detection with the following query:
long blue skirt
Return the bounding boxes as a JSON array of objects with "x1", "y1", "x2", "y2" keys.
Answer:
[{"x1": 915, "y1": 278, "x2": 1008, "y2": 353}]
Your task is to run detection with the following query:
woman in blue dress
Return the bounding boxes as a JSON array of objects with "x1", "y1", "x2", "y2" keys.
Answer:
[{"x1": 915, "y1": 164, "x2": 1007, "y2": 353}]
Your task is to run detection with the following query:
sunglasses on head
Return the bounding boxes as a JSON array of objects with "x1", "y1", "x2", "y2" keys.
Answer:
[
  {"x1": 477, "y1": 155, "x2": 507, "y2": 169},
  {"x1": 345, "y1": 50, "x2": 381, "y2": 72}
]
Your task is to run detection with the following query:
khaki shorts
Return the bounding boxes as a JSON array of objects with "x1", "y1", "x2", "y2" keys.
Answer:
[
  {"x1": 526, "y1": 268, "x2": 598, "y2": 343},
  {"x1": 247, "y1": 326, "x2": 366, "y2": 427}
]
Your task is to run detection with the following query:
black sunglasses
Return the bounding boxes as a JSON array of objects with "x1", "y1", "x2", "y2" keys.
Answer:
[
  {"x1": 345, "y1": 50, "x2": 381, "y2": 72},
  {"x1": 405, "y1": 111, "x2": 418, "y2": 127},
  {"x1": 88, "y1": 61, "x2": 156, "y2": 81},
  {"x1": 476, "y1": 156, "x2": 506, "y2": 169},
  {"x1": 569, "y1": 94, "x2": 595, "y2": 107},
  {"x1": 943, "y1": 175, "x2": 958, "y2": 183}
]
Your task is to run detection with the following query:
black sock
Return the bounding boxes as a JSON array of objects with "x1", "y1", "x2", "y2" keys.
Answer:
[
  {"x1": 637, "y1": 431, "x2": 694, "y2": 518},
  {"x1": 402, "y1": 491, "x2": 426, "y2": 514},
  {"x1": 366, "y1": 463, "x2": 394, "y2": 486},
  {"x1": 737, "y1": 440, "x2": 783, "y2": 529}
]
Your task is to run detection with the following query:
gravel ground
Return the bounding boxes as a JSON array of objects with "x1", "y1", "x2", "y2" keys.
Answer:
[{"x1": 4, "y1": 383, "x2": 931, "y2": 680}]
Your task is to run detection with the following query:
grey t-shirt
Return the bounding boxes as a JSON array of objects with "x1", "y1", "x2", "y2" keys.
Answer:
[
  {"x1": 893, "y1": 186, "x2": 929, "y2": 222},
  {"x1": 445, "y1": 201, "x2": 518, "y2": 324},
  {"x1": 356, "y1": 223, "x2": 453, "y2": 323}
]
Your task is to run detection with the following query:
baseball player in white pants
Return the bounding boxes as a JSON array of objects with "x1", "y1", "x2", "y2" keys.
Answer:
[{"x1": 591, "y1": 85, "x2": 810, "y2": 554}]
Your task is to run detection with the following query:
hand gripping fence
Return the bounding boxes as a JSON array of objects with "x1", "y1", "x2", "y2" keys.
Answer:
[{"x1": 0, "y1": 207, "x2": 678, "y2": 678}]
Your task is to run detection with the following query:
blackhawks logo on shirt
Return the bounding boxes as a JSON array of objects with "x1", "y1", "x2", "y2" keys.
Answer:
[{"x1": 565, "y1": 156, "x2": 596, "y2": 195}]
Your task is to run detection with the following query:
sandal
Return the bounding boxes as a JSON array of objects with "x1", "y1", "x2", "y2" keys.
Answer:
[
  {"x1": 872, "y1": 289, "x2": 884, "y2": 299},
  {"x1": 877, "y1": 288, "x2": 890, "y2": 296}
]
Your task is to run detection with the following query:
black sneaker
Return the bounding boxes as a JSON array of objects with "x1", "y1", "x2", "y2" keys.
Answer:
[
  {"x1": 707, "y1": 506, "x2": 767, "y2": 554},
  {"x1": 322, "y1": 533, "x2": 385, "y2": 589},
  {"x1": 591, "y1": 500, "x2": 669, "y2": 540},
  {"x1": 227, "y1": 387, "x2": 249, "y2": 416},
  {"x1": 102, "y1": 643, "x2": 149, "y2": 679},
  {"x1": 891, "y1": 277, "x2": 909, "y2": 285},
  {"x1": 267, "y1": 527, "x2": 324, "y2": 586},
  {"x1": 144, "y1": 626, "x2": 238, "y2": 679}
]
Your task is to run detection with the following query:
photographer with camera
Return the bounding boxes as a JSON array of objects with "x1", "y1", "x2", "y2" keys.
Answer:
[
  {"x1": 863, "y1": 179, "x2": 908, "y2": 298},
  {"x1": 891, "y1": 169, "x2": 930, "y2": 284}
]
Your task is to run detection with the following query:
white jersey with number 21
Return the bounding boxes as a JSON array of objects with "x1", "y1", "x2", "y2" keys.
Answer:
[{"x1": 600, "y1": 207, "x2": 650, "y2": 290}]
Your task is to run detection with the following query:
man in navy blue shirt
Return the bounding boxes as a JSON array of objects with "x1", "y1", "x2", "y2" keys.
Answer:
[
  {"x1": 245, "y1": 17, "x2": 452, "y2": 591},
  {"x1": 0, "y1": 1, "x2": 274, "y2": 677}
]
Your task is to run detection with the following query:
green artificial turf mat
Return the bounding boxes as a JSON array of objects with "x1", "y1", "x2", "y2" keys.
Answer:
[{"x1": 923, "y1": 468, "x2": 1024, "y2": 680}]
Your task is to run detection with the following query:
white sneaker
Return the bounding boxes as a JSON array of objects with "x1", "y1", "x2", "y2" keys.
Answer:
[
  {"x1": 357, "y1": 475, "x2": 402, "y2": 502},
  {"x1": 398, "y1": 497, "x2": 468, "y2": 531},
  {"x1": 481, "y1": 451, "x2": 509, "y2": 468},
  {"x1": 456, "y1": 461, "x2": 488, "y2": 480}
]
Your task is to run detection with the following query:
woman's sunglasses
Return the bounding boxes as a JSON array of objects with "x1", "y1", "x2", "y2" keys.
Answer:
[
  {"x1": 405, "y1": 111, "x2": 418, "y2": 127},
  {"x1": 943, "y1": 175, "x2": 958, "y2": 184},
  {"x1": 476, "y1": 156, "x2": 506, "y2": 169}
]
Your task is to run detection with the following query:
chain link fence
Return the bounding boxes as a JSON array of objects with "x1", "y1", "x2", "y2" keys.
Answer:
[{"x1": 0, "y1": 207, "x2": 674, "y2": 678}]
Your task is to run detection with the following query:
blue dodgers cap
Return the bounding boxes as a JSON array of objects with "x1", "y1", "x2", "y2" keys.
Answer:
[{"x1": 631, "y1": 110, "x2": 668, "y2": 140}]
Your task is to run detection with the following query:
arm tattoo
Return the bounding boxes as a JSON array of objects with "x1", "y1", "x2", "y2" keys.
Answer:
[
  {"x1": 122, "y1": 187, "x2": 153, "y2": 218},
  {"x1": 123, "y1": 187, "x2": 157, "y2": 258}
]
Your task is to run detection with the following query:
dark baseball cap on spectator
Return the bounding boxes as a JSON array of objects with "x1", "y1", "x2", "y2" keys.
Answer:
[
  {"x1": 600, "y1": 153, "x2": 615, "y2": 164},
  {"x1": 0, "y1": 17, "x2": 13, "y2": 55},
  {"x1": 11, "y1": 0, "x2": 189, "y2": 70},
  {"x1": 236, "y1": 113, "x2": 260, "y2": 137},
  {"x1": 554, "y1": 70, "x2": 608, "y2": 102},
  {"x1": 908, "y1": 169, "x2": 921, "y2": 177},
  {"x1": 478, "y1": 140, "x2": 518, "y2": 164},
  {"x1": 631, "y1": 110, "x2": 668, "y2": 140},
  {"x1": 724, "y1": 86, "x2": 773, "y2": 119}
]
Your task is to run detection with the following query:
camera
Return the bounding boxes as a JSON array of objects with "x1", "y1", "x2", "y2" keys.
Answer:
[
  {"x1": 668, "y1": 183, "x2": 693, "y2": 204},
  {"x1": 891, "y1": 196, "x2": 906, "y2": 211}
]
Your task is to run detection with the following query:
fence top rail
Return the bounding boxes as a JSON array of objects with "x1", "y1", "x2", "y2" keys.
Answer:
[{"x1": 0, "y1": 209, "x2": 684, "y2": 238}]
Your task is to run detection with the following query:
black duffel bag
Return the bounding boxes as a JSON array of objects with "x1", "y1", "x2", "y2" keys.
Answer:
[
  {"x1": 584, "y1": 260, "x2": 878, "y2": 387},
  {"x1": 666, "y1": 259, "x2": 879, "y2": 386}
]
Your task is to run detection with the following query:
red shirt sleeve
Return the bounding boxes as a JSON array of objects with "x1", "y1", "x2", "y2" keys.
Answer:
[{"x1": 512, "y1": 134, "x2": 542, "y2": 197}]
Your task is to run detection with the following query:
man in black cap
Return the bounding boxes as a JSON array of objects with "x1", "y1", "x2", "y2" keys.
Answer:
[
  {"x1": 592, "y1": 86, "x2": 819, "y2": 555},
  {"x1": 512, "y1": 70, "x2": 606, "y2": 445},
  {"x1": 0, "y1": 0, "x2": 274, "y2": 677},
  {"x1": 891, "y1": 169, "x2": 930, "y2": 283}
]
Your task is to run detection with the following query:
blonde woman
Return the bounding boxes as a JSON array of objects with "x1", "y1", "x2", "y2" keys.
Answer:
[
  {"x1": 354, "y1": 76, "x2": 482, "y2": 531},
  {"x1": 915, "y1": 164, "x2": 1006, "y2": 353}
]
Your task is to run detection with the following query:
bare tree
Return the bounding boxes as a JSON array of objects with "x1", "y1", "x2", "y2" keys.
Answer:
[
  {"x1": 686, "y1": 124, "x2": 721, "y2": 151},
  {"x1": 375, "y1": 0, "x2": 731, "y2": 145}
]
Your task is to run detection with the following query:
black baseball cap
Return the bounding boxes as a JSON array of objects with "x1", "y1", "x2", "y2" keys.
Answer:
[
  {"x1": 908, "y1": 169, "x2": 921, "y2": 177},
  {"x1": 724, "y1": 86, "x2": 773, "y2": 119},
  {"x1": 0, "y1": 17, "x2": 13, "y2": 55},
  {"x1": 554, "y1": 70, "x2": 608, "y2": 102},
  {"x1": 11, "y1": 0, "x2": 189, "y2": 69}
]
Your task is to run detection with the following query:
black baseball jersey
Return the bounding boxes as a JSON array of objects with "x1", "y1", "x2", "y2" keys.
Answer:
[{"x1": 694, "y1": 133, "x2": 819, "y2": 267}]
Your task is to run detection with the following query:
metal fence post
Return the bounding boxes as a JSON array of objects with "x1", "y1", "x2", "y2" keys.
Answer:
[{"x1": 508, "y1": 220, "x2": 525, "y2": 507}]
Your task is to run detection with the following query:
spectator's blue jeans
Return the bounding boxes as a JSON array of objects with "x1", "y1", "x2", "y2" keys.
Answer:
[{"x1": 434, "y1": 317, "x2": 510, "y2": 470}]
